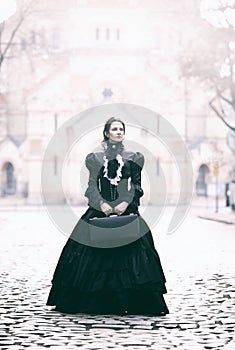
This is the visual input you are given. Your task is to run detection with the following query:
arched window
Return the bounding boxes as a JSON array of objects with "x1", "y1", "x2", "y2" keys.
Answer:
[
  {"x1": 196, "y1": 164, "x2": 209, "y2": 197},
  {"x1": 2, "y1": 162, "x2": 16, "y2": 195}
]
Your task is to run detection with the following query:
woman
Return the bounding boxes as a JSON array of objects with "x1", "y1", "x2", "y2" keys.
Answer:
[{"x1": 46, "y1": 117, "x2": 169, "y2": 316}]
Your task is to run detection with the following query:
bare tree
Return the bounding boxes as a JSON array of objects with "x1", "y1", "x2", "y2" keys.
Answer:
[
  {"x1": 181, "y1": 1, "x2": 235, "y2": 131},
  {"x1": 0, "y1": 0, "x2": 35, "y2": 72}
]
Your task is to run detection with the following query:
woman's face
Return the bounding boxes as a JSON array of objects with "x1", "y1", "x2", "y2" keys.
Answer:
[{"x1": 106, "y1": 121, "x2": 125, "y2": 142}]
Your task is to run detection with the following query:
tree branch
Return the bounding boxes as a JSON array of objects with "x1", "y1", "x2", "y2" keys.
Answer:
[
  {"x1": 216, "y1": 2, "x2": 235, "y2": 12},
  {"x1": 1, "y1": 16, "x2": 24, "y2": 60},
  {"x1": 228, "y1": 58, "x2": 235, "y2": 107},
  {"x1": 209, "y1": 97, "x2": 235, "y2": 131},
  {"x1": 0, "y1": 0, "x2": 35, "y2": 70},
  {"x1": 0, "y1": 22, "x2": 5, "y2": 67},
  {"x1": 217, "y1": 89, "x2": 234, "y2": 106}
]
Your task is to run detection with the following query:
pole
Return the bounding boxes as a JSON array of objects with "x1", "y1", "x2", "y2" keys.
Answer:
[
  {"x1": 215, "y1": 174, "x2": 219, "y2": 213},
  {"x1": 231, "y1": 159, "x2": 235, "y2": 211},
  {"x1": 213, "y1": 161, "x2": 219, "y2": 213}
]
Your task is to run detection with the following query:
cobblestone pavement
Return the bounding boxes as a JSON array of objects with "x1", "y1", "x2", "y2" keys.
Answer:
[{"x1": 0, "y1": 207, "x2": 235, "y2": 349}]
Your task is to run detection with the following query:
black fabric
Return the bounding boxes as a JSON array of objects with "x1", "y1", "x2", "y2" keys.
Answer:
[{"x1": 46, "y1": 149, "x2": 169, "y2": 316}]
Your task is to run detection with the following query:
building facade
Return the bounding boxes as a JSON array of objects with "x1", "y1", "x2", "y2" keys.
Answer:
[{"x1": 0, "y1": 0, "x2": 233, "y2": 206}]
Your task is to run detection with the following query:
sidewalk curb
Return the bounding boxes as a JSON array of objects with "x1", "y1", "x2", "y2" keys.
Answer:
[{"x1": 197, "y1": 215, "x2": 235, "y2": 225}]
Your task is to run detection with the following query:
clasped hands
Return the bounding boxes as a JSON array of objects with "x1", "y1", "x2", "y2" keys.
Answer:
[{"x1": 100, "y1": 201, "x2": 128, "y2": 216}]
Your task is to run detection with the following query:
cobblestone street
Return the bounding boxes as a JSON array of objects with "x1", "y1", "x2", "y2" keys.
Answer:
[{"x1": 0, "y1": 207, "x2": 235, "y2": 349}]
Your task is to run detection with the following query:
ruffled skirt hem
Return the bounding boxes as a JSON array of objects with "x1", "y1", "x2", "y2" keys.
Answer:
[{"x1": 47, "y1": 284, "x2": 169, "y2": 316}]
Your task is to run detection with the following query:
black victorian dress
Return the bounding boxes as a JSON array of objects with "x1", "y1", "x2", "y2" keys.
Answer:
[{"x1": 46, "y1": 143, "x2": 169, "y2": 315}]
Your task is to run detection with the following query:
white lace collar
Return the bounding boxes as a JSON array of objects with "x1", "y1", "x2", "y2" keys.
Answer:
[{"x1": 103, "y1": 154, "x2": 124, "y2": 186}]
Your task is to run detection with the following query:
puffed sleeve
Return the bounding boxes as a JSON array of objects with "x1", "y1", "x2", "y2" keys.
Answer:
[
  {"x1": 122, "y1": 152, "x2": 144, "y2": 207},
  {"x1": 84, "y1": 153, "x2": 104, "y2": 210}
]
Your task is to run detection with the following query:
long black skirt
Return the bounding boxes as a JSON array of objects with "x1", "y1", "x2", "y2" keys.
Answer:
[{"x1": 46, "y1": 206, "x2": 169, "y2": 316}]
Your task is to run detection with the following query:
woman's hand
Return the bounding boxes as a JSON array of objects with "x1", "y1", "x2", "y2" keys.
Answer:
[
  {"x1": 114, "y1": 201, "x2": 128, "y2": 215},
  {"x1": 100, "y1": 201, "x2": 113, "y2": 216}
]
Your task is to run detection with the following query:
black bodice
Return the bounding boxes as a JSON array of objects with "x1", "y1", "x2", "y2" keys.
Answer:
[{"x1": 84, "y1": 149, "x2": 144, "y2": 211}]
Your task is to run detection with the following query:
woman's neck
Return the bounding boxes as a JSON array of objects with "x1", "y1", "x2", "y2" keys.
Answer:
[{"x1": 105, "y1": 140, "x2": 124, "y2": 155}]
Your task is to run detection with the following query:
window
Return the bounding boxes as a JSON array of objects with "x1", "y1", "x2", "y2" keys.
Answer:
[
  {"x1": 102, "y1": 88, "x2": 113, "y2": 99},
  {"x1": 116, "y1": 28, "x2": 120, "y2": 40},
  {"x1": 95, "y1": 28, "x2": 120, "y2": 41},
  {"x1": 156, "y1": 158, "x2": 160, "y2": 176},
  {"x1": 54, "y1": 156, "x2": 58, "y2": 175},
  {"x1": 96, "y1": 28, "x2": 99, "y2": 40},
  {"x1": 2, "y1": 162, "x2": 16, "y2": 195},
  {"x1": 106, "y1": 28, "x2": 110, "y2": 40},
  {"x1": 54, "y1": 114, "x2": 58, "y2": 132}
]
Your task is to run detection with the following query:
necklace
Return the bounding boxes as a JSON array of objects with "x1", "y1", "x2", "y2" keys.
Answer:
[{"x1": 103, "y1": 154, "x2": 124, "y2": 186}]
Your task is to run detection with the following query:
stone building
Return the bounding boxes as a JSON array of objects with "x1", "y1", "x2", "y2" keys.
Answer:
[{"x1": 0, "y1": 0, "x2": 233, "y2": 206}]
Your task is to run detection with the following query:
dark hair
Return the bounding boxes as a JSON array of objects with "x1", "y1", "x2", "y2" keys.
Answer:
[{"x1": 102, "y1": 117, "x2": 125, "y2": 142}]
